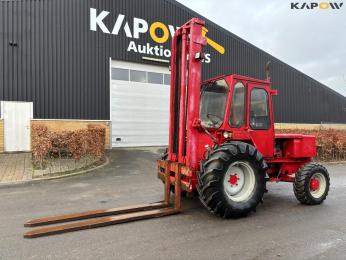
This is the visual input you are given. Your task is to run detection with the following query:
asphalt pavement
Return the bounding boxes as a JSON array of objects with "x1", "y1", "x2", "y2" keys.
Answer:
[{"x1": 0, "y1": 148, "x2": 345, "y2": 260}]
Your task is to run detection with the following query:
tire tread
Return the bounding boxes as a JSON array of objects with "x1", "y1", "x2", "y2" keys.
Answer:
[
  {"x1": 197, "y1": 142, "x2": 267, "y2": 218},
  {"x1": 294, "y1": 163, "x2": 330, "y2": 205}
]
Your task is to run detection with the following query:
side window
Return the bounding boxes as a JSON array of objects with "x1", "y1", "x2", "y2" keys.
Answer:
[
  {"x1": 250, "y1": 88, "x2": 270, "y2": 129},
  {"x1": 229, "y1": 82, "x2": 245, "y2": 128}
]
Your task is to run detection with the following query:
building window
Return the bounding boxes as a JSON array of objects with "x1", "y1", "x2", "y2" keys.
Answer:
[
  {"x1": 130, "y1": 70, "x2": 147, "y2": 83},
  {"x1": 250, "y1": 88, "x2": 270, "y2": 129},
  {"x1": 164, "y1": 74, "x2": 170, "y2": 85},
  {"x1": 112, "y1": 68, "x2": 129, "y2": 81},
  {"x1": 111, "y1": 67, "x2": 169, "y2": 85},
  {"x1": 148, "y1": 72, "x2": 163, "y2": 84},
  {"x1": 229, "y1": 82, "x2": 245, "y2": 128}
]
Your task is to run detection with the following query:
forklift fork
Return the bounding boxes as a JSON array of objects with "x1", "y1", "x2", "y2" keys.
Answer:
[{"x1": 23, "y1": 161, "x2": 182, "y2": 238}]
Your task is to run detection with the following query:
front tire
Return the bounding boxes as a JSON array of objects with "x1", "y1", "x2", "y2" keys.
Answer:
[
  {"x1": 197, "y1": 142, "x2": 267, "y2": 218},
  {"x1": 294, "y1": 163, "x2": 330, "y2": 205}
]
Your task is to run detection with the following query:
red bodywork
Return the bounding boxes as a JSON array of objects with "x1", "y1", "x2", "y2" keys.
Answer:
[{"x1": 158, "y1": 18, "x2": 316, "y2": 192}]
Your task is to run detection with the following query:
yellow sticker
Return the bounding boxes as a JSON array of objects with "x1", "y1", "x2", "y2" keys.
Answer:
[{"x1": 202, "y1": 27, "x2": 225, "y2": 54}]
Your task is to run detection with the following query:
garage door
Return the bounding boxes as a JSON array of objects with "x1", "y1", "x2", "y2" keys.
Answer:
[{"x1": 110, "y1": 60, "x2": 170, "y2": 147}]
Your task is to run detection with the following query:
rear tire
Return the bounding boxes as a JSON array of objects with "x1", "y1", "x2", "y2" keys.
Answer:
[
  {"x1": 294, "y1": 163, "x2": 330, "y2": 205},
  {"x1": 197, "y1": 142, "x2": 267, "y2": 218}
]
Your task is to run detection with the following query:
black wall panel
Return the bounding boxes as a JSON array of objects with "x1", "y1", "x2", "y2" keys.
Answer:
[{"x1": 0, "y1": 0, "x2": 345, "y2": 122}]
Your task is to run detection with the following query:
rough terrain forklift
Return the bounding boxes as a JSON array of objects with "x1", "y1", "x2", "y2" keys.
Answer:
[{"x1": 24, "y1": 18, "x2": 330, "y2": 238}]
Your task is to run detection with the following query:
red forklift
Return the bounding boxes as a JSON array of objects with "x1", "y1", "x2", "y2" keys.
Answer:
[
  {"x1": 158, "y1": 18, "x2": 330, "y2": 218},
  {"x1": 24, "y1": 18, "x2": 330, "y2": 238}
]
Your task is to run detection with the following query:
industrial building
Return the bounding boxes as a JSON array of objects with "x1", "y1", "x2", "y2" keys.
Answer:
[{"x1": 0, "y1": 0, "x2": 345, "y2": 152}]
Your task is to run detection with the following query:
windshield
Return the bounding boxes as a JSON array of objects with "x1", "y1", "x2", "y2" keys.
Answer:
[{"x1": 200, "y1": 79, "x2": 229, "y2": 128}]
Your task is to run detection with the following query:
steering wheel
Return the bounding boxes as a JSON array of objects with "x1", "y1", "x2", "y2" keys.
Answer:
[{"x1": 207, "y1": 113, "x2": 223, "y2": 125}]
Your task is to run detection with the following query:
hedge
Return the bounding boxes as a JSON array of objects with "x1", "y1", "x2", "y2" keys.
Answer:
[{"x1": 32, "y1": 124, "x2": 105, "y2": 167}]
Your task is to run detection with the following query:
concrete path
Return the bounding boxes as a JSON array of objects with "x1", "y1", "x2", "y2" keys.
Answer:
[
  {"x1": 0, "y1": 153, "x2": 102, "y2": 184},
  {"x1": 0, "y1": 153, "x2": 32, "y2": 183}
]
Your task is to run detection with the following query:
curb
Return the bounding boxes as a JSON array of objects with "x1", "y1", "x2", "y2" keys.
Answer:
[{"x1": 0, "y1": 156, "x2": 110, "y2": 187}]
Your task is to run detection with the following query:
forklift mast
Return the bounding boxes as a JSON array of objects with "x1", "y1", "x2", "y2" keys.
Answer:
[{"x1": 168, "y1": 18, "x2": 207, "y2": 169}]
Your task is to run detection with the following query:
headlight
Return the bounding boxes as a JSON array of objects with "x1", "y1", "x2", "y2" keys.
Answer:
[{"x1": 223, "y1": 131, "x2": 231, "y2": 139}]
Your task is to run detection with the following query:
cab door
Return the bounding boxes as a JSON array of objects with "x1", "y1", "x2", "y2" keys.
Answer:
[{"x1": 246, "y1": 83, "x2": 275, "y2": 158}]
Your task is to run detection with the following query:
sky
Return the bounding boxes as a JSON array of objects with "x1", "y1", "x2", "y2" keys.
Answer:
[{"x1": 177, "y1": 0, "x2": 346, "y2": 97}]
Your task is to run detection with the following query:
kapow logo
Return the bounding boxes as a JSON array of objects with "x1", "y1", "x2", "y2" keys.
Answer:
[
  {"x1": 89, "y1": 8, "x2": 225, "y2": 63},
  {"x1": 291, "y1": 2, "x2": 344, "y2": 9}
]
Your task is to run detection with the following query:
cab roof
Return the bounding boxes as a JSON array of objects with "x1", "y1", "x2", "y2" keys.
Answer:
[{"x1": 203, "y1": 74, "x2": 271, "y2": 86}]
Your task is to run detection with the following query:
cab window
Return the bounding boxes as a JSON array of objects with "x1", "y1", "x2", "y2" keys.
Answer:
[
  {"x1": 250, "y1": 88, "x2": 270, "y2": 129},
  {"x1": 229, "y1": 82, "x2": 245, "y2": 128},
  {"x1": 200, "y1": 79, "x2": 229, "y2": 128}
]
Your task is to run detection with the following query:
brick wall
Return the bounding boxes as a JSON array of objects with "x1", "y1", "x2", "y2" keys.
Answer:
[
  {"x1": 0, "y1": 120, "x2": 4, "y2": 153},
  {"x1": 31, "y1": 120, "x2": 111, "y2": 149}
]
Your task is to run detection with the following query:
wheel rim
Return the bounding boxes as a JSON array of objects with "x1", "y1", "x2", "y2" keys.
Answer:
[
  {"x1": 309, "y1": 172, "x2": 327, "y2": 198},
  {"x1": 223, "y1": 161, "x2": 256, "y2": 202}
]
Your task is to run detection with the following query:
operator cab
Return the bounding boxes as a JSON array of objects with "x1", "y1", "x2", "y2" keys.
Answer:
[{"x1": 200, "y1": 74, "x2": 277, "y2": 158}]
